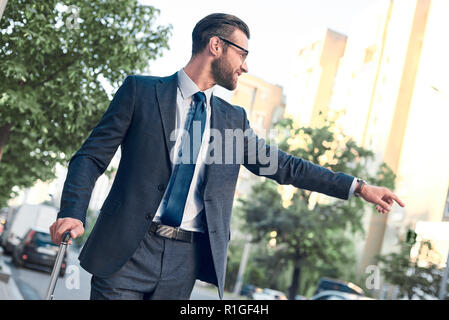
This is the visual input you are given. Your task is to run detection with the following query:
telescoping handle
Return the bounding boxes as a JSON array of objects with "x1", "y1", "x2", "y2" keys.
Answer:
[{"x1": 45, "y1": 231, "x2": 71, "y2": 300}]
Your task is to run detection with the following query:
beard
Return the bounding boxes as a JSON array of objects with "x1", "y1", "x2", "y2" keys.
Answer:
[{"x1": 211, "y1": 55, "x2": 237, "y2": 91}]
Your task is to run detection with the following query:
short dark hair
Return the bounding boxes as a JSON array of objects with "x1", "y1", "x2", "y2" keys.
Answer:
[{"x1": 191, "y1": 13, "x2": 250, "y2": 56}]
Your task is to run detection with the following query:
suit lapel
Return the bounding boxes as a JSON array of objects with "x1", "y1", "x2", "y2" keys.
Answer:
[{"x1": 155, "y1": 73, "x2": 178, "y2": 157}]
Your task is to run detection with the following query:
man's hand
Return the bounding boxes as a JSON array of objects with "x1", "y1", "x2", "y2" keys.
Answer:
[
  {"x1": 50, "y1": 217, "x2": 84, "y2": 245},
  {"x1": 360, "y1": 184, "x2": 405, "y2": 214}
]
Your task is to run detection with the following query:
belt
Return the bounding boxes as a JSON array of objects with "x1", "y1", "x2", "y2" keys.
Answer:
[{"x1": 149, "y1": 222, "x2": 201, "y2": 243}]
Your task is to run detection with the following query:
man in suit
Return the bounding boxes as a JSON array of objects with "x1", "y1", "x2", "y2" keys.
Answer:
[{"x1": 50, "y1": 13, "x2": 404, "y2": 300}]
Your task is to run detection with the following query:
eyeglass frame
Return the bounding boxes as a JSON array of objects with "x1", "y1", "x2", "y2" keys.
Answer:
[{"x1": 217, "y1": 36, "x2": 249, "y2": 57}]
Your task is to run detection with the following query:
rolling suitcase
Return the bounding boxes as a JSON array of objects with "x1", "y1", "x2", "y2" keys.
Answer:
[{"x1": 45, "y1": 231, "x2": 71, "y2": 300}]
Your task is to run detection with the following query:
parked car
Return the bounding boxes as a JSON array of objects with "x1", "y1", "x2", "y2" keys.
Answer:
[
  {"x1": 12, "y1": 228, "x2": 67, "y2": 277},
  {"x1": 314, "y1": 277, "x2": 365, "y2": 296},
  {"x1": 1, "y1": 204, "x2": 58, "y2": 254},
  {"x1": 240, "y1": 283, "x2": 261, "y2": 298},
  {"x1": 311, "y1": 290, "x2": 374, "y2": 300},
  {"x1": 251, "y1": 288, "x2": 288, "y2": 300}
]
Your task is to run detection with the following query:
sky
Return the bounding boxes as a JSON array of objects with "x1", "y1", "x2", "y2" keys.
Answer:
[{"x1": 141, "y1": 0, "x2": 378, "y2": 94}]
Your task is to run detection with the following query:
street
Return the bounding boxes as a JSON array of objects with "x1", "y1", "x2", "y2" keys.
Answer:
[{"x1": 3, "y1": 246, "x2": 238, "y2": 300}]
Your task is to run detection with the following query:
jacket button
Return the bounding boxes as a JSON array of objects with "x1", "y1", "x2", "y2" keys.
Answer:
[{"x1": 157, "y1": 184, "x2": 165, "y2": 191}]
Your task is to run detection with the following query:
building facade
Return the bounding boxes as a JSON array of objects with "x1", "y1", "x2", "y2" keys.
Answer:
[
  {"x1": 324, "y1": 0, "x2": 449, "y2": 284},
  {"x1": 285, "y1": 28, "x2": 347, "y2": 128}
]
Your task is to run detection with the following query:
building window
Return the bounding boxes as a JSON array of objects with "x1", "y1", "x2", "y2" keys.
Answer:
[
  {"x1": 271, "y1": 106, "x2": 284, "y2": 126},
  {"x1": 364, "y1": 45, "x2": 377, "y2": 64},
  {"x1": 251, "y1": 87, "x2": 258, "y2": 106},
  {"x1": 256, "y1": 114, "x2": 265, "y2": 129}
]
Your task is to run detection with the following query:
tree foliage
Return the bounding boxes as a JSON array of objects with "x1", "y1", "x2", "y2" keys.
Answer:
[
  {"x1": 237, "y1": 115, "x2": 397, "y2": 299},
  {"x1": 0, "y1": 0, "x2": 171, "y2": 206},
  {"x1": 376, "y1": 239, "x2": 448, "y2": 299}
]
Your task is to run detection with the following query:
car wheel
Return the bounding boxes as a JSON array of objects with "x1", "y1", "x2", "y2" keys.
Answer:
[{"x1": 2, "y1": 244, "x2": 12, "y2": 256}]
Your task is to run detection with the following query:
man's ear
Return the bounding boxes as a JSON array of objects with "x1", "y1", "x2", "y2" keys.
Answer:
[{"x1": 208, "y1": 36, "x2": 221, "y2": 57}]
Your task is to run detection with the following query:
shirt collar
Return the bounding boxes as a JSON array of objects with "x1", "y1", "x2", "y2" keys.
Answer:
[{"x1": 177, "y1": 68, "x2": 214, "y2": 104}]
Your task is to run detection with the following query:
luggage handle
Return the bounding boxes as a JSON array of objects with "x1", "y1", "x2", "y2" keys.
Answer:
[
  {"x1": 60, "y1": 231, "x2": 71, "y2": 244},
  {"x1": 45, "y1": 231, "x2": 71, "y2": 300}
]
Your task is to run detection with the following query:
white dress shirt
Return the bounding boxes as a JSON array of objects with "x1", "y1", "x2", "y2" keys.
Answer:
[{"x1": 153, "y1": 69, "x2": 214, "y2": 232}]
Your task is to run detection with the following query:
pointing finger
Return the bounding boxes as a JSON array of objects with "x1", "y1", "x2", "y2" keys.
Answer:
[{"x1": 391, "y1": 193, "x2": 405, "y2": 207}]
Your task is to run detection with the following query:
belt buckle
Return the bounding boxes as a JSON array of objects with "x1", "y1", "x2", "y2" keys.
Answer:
[
  {"x1": 171, "y1": 228, "x2": 178, "y2": 240},
  {"x1": 157, "y1": 224, "x2": 178, "y2": 240}
]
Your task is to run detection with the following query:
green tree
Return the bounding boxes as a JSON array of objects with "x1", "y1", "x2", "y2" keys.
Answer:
[
  {"x1": 0, "y1": 0, "x2": 171, "y2": 206},
  {"x1": 238, "y1": 115, "x2": 396, "y2": 299},
  {"x1": 224, "y1": 238, "x2": 245, "y2": 292},
  {"x1": 376, "y1": 239, "x2": 448, "y2": 299}
]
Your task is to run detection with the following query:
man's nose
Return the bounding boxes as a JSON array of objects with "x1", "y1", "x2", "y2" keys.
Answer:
[{"x1": 241, "y1": 60, "x2": 248, "y2": 73}]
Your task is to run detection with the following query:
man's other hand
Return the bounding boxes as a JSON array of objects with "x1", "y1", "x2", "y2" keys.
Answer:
[
  {"x1": 360, "y1": 184, "x2": 405, "y2": 214},
  {"x1": 50, "y1": 217, "x2": 84, "y2": 245}
]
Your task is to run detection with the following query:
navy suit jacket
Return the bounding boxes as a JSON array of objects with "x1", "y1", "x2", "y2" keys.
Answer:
[{"x1": 57, "y1": 73, "x2": 354, "y2": 298}]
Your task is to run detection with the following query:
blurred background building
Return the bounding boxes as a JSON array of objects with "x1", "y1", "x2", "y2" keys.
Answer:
[
  {"x1": 285, "y1": 28, "x2": 347, "y2": 128},
  {"x1": 285, "y1": 0, "x2": 449, "y2": 284}
]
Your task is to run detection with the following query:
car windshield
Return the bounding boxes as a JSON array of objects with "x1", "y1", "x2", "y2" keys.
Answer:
[
  {"x1": 264, "y1": 289, "x2": 283, "y2": 295},
  {"x1": 35, "y1": 232, "x2": 57, "y2": 247}
]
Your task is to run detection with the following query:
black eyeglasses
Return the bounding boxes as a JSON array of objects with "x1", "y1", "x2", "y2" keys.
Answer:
[{"x1": 218, "y1": 36, "x2": 249, "y2": 56}]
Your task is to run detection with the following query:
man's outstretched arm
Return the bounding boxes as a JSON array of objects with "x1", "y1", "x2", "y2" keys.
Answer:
[{"x1": 240, "y1": 107, "x2": 405, "y2": 211}]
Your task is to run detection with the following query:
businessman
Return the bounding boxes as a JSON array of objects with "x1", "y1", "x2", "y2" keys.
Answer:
[{"x1": 50, "y1": 13, "x2": 405, "y2": 300}]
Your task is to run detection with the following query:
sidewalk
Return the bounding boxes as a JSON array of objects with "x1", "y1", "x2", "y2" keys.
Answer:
[
  {"x1": 192, "y1": 281, "x2": 248, "y2": 300},
  {"x1": 0, "y1": 248, "x2": 23, "y2": 300}
]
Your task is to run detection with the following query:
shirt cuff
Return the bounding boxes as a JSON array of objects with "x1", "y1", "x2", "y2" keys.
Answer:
[{"x1": 348, "y1": 178, "x2": 358, "y2": 198}]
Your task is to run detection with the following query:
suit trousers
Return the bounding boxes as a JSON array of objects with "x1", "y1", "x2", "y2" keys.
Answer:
[{"x1": 89, "y1": 229, "x2": 208, "y2": 300}]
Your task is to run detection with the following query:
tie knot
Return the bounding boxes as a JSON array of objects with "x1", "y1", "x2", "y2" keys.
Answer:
[{"x1": 193, "y1": 91, "x2": 206, "y2": 104}]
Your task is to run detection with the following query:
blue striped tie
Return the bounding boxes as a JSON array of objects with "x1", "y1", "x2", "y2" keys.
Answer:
[{"x1": 160, "y1": 92, "x2": 207, "y2": 227}]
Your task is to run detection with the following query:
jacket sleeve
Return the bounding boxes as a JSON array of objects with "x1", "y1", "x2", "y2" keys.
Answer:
[
  {"x1": 241, "y1": 108, "x2": 354, "y2": 200},
  {"x1": 57, "y1": 76, "x2": 136, "y2": 224}
]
